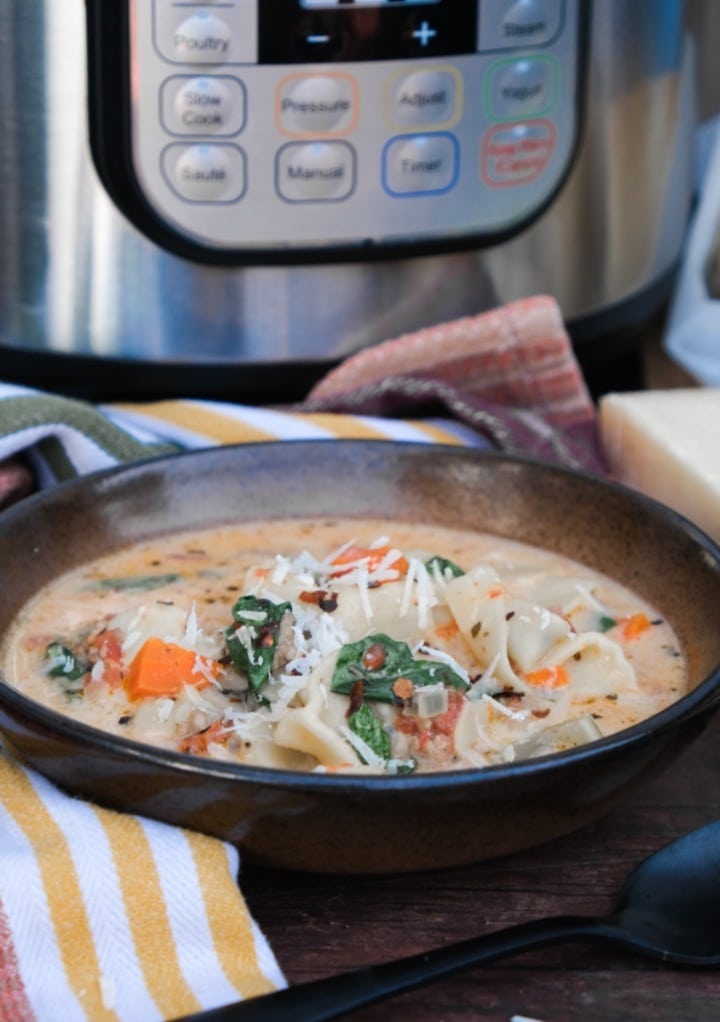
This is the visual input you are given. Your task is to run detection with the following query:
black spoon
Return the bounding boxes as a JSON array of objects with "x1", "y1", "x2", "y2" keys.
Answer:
[{"x1": 176, "y1": 820, "x2": 720, "y2": 1022}]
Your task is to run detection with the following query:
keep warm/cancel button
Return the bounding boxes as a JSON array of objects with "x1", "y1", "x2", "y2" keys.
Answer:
[{"x1": 276, "y1": 142, "x2": 356, "y2": 202}]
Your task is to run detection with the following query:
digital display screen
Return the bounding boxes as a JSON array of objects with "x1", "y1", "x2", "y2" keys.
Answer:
[
  {"x1": 301, "y1": 1, "x2": 439, "y2": 7},
  {"x1": 260, "y1": 0, "x2": 475, "y2": 63}
]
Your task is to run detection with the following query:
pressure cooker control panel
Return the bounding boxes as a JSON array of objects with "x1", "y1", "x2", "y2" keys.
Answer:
[{"x1": 120, "y1": 0, "x2": 583, "y2": 257}]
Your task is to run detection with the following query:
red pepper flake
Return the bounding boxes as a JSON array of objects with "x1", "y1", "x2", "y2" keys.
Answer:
[
  {"x1": 362, "y1": 642, "x2": 387, "y2": 671},
  {"x1": 347, "y1": 679, "x2": 365, "y2": 717}
]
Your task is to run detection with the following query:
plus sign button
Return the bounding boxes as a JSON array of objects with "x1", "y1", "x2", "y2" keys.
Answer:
[{"x1": 402, "y1": 15, "x2": 441, "y2": 56}]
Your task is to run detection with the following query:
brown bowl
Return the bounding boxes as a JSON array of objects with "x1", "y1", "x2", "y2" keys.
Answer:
[{"x1": 0, "y1": 442, "x2": 719, "y2": 873}]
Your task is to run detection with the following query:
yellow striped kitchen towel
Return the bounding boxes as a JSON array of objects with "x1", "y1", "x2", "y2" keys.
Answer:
[{"x1": 0, "y1": 751, "x2": 284, "y2": 1022}]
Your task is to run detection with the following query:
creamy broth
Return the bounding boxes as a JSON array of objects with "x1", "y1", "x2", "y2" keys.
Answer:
[{"x1": 0, "y1": 519, "x2": 687, "y2": 774}]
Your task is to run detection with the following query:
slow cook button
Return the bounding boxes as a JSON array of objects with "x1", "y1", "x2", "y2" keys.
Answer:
[
  {"x1": 278, "y1": 74, "x2": 358, "y2": 135},
  {"x1": 163, "y1": 76, "x2": 246, "y2": 136},
  {"x1": 173, "y1": 12, "x2": 232, "y2": 64},
  {"x1": 163, "y1": 143, "x2": 246, "y2": 202},
  {"x1": 276, "y1": 142, "x2": 356, "y2": 201},
  {"x1": 487, "y1": 56, "x2": 556, "y2": 120},
  {"x1": 383, "y1": 133, "x2": 459, "y2": 196}
]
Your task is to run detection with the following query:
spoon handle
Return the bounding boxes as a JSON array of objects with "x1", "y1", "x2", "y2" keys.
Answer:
[{"x1": 176, "y1": 914, "x2": 613, "y2": 1022}]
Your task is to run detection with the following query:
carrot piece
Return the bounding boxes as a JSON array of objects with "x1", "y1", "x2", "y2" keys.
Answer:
[
  {"x1": 525, "y1": 664, "x2": 570, "y2": 689},
  {"x1": 179, "y1": 720, "x2": 228, "y2": 755},
  {"x1": 125, "y1": 637, "x2": 219, "y2": 700},
  {"x1": 618, "y1": 612, "x2": 652, "y2": 640},
  {"x1": 329, "y1": 544, "x2": 409, "y2": 578},
  {"x1": 434, "y1": 620, "x2": 460, "y2": 641}
]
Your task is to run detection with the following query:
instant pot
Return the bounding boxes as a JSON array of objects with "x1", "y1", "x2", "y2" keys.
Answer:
[{"x1": 0, "y1": 1, "x2": 696, "y2": 401}]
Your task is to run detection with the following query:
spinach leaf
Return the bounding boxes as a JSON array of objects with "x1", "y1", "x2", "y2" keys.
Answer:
[
  {"x1": 91, "y1": 573, "x2": 181, "y2": 592},
  {"x1": 225, "y1": 595, "x2": 292, "y2": 694},
  {"x1": 45, "y1": 642, "x2": 89, "y2": 698},
  {"x1": 598, "y1": 615, "x2": 617, "y2": 633},
  {"x1": 348, "y1": 704, "x2": 392, "y2": 762},
  {"x1": 331, "y1": 633, "x2": 468, "y2": 703},
  {"x1": 425, "y1": 555, "x2": 465, "y2": 579}
]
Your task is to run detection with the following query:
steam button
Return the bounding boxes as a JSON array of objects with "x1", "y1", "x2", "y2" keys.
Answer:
[
  {"x1": 479, "y1": 0, "x2": 562, "y2": 51},
  {"x1": 173, "y1": 12, "x2": 232, "y2": 64}
]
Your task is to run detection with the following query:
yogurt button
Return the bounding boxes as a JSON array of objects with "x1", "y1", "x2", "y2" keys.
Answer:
[
  {"x1": 173, "y1": 12, "x2": 232, "y2": 64},
  {"x1": 489, "y1": 58, "x2": 555, "y2": 118}
]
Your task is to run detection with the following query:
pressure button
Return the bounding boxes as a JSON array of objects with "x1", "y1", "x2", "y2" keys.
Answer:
[{"x1": 173, "y1": 12, "x2": 232, "y2": 64}]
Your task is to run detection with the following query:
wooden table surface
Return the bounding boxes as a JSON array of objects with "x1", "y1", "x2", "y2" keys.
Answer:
[{"x1": 241, "y1": 712, "x2": 720, "y2": 1022}]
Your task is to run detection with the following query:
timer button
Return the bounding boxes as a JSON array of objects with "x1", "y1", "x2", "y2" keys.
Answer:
[
  {"x1": 173, "y1": 12, "x2": 232, "y2": 64},
  {"x1": 383, "y1": 133, "x2": 459, "y2": 196}
]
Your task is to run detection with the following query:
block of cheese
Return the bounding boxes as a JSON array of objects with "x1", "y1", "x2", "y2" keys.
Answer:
[{"x1": 599, "y1": 388, "x2": 720, "y2": 545}]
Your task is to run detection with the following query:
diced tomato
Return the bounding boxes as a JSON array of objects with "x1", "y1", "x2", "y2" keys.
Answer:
[
  {"x1": 179, "y1": 720, "x2": 228, "y2": 755},
  {"x1": 394, "y1": 688, "x2": 465, "y2": 751},
  {"x1": 88, "y1": 629, "x2": 125, "y2": 689},
  {"x1": 329, "y1": 545, "x2": 409, "y2": 580}
]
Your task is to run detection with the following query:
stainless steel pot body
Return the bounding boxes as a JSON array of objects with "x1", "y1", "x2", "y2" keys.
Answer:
[{"x1": 0, "y1": 1, "x2": 695, "y2": 377}]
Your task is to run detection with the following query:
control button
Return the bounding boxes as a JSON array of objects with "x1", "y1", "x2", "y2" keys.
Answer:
[
  {"x1": 402, "y1": 14, "x2": 444, "y2": 57},
  {"x1": 478, "y1": 0, "x2": 563, "y2": 51},
  {"x1": 383, "y1": 133, "x2": 459, "y2": 196},
  {"x1": 172, "y1": 12, "x2": 232, "y2": 64},
  {"x1": 296, "y1": 25, "x2": 348, "y2": 61},
  {"x1": 389, "y1": 69, "x2": 459, "y2": 128},
  {"x1": 276, "y1": 142, "x2": 356, "y2": 202},
  {"x1": 481, "y1": 120, "x2": 556, "y2": 186},
  {"x1": 161, "y1": 76, "x2": 246, "y2": 137},
  {"x1": 278, "y1": 74, "x2": 358, "y2": 135},
  {"x1": 162, "y1": 143, "x2": 246, "y2": 202},
  {"x1": 487, "y1": 57, "x2": 556, "y2": 120}
]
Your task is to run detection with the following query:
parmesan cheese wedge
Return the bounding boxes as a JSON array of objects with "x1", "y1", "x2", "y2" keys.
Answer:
[{"x1": 599, "y1": 389, "x2": 720, "y2": 544}]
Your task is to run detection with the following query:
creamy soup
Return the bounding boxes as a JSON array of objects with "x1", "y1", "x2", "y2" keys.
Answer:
[{"x1": 0, "y1": 519, "x2": 686, "y2": 774}]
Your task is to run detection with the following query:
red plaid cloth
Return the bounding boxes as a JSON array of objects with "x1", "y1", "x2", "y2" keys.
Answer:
[{"x1": 300, "y1": 295, "x2": 605, "y2": 474}]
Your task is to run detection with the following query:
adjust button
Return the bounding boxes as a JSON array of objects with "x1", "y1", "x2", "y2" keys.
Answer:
[
  {"x1": 172, "y1": 12, "x2": 232, "y2": 64},
  {"x1": 162, "y1": 143, "x2": 246, "y2": 203},
  {"x1": 390, "y1": 69, "x2": 459, "y2": 128}
]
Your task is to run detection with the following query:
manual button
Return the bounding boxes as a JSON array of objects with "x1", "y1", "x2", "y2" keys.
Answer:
[{"x1": 276, "y1": 142, "x2": 356, "y2": 202}]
